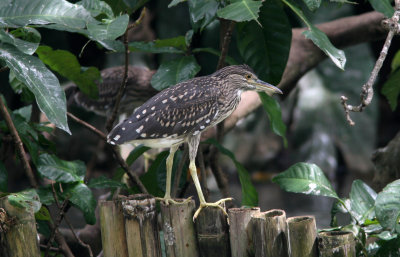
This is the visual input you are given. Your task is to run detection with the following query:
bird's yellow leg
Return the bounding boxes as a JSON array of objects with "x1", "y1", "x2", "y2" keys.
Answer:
[
  {"x1": 155, "y1": 145, "x2": 192, "y2": 205},
  {"x1": 189, "y1": 160, "x2": 233, "y2": 221}
]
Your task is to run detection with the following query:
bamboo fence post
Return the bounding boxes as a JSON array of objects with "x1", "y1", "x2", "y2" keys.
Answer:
[
  {"x1": 0, "y1": 197, "x2": 40, "y2": 257},
  {"x1": 252, "y1": 209, "x2": 289, "y2": 257},
  {"x1": 228, "y1": 207, "x2": 260, "y2": 257},
  {"x1": 318, "y1": 231, "x2": 356, "y2": 257},
  {"x1": 287, "y1": 216, "x2": 318, "y2": 257},
  {"x1": 160, "y1": 199, "x2": 199, "y2": 257},
  {"x1": 195, "y1": 206, "x2": 231, "y2": 257},
  {"x1": 121, "y1": 194, "x2": 162, "y2": 257},
  {"x1": 100, "y1": 199, "x2": 129, "y2": 257}
]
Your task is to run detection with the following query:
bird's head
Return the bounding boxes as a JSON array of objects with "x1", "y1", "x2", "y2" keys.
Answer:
[{"x1": 213, "y1": 64, "x2": 283, "y2": 96}]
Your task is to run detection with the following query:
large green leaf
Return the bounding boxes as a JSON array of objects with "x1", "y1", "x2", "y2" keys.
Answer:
[
  {"x1": 151, "y1": 56, "x2": 201, "y2": 91},
  {"x1": 140, "y1": 151, "x2": 169, "y2": 197},
  {"x1": 129, "y1": 36, "x2": 187, "y2": 54},
  {"x1": 188, "y1": 0, "x2": 219, "y2": 31},
  {"x1": 382, "y1": 69, "x2": 400, "y2": 111},
  {"x1": 0, "y1": 43, "x2": 70, "y2": 133},
  {"x1": 77, "y1": 0, "x2": 115, "y2": 18},
  {"x1": 236, "y1": 0, "x2": 291, "y2": 84},
  {"x1": 375, "y1": 179, "x2": 400, "y2": 233},
  {"x1": 281, "y1": 0, "x2": 346, "y2": 70},
  {"x1": 259, "y1": 92, "x2": 287, "y2": 146},
  {"x1": 126, "y1": 145, "x2": 151, "y2": 165},
  {"x1": 349, "y1": 180, "x2": 377, "y2": 224},
  {"x1": 302, "y1": 0, "x2": 321, "y2": 12},
  {"x1": 272, "y1": 162, "x2": 338, "y2": 199},
  {"x1": 206, "y1": 138, "x2": 258, "y2": 207},
  {"x1": 0, "y1": 0, "x2": 126, "y2": 50},
  {"x1": 36, "y1": 46, "x2": 100, "y2": 99},
  {"x1": 0, "y1": 161, "x2": 7, "y2": 192},
  {"x1": 37, "y1": 153, "x2": 86, "y2": 183},
  {"x1": 368, "y1": 0, "x2": 394, "y2": 17},
  {"x1": 87, "y1": 175, "x2": 127, "y2": 189},
  {"x1": 63, "y1": 182, "x2": 96, "y2": 225},
  {"x1": 7, "y1": 189, "x2": 42, "y2": 212},
  {"x1": 0, "y1": 28, "x2": 41, "y2": 55},
  {"x1": 217, "y1": 0, "x2": 262, "y2": 24}
]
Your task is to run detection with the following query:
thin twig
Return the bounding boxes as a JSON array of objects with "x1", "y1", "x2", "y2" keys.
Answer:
[
  {"x1": 127, "y1": 7, "x2": 147, "y2": 31},
  {"x1": 0, "y1": 96, "x2": 38, "y2": 188},
  {"x1": 63, "y1": 215, "x2": 93, "y2": 257},
  {"x1": 341, "y1": 4, "x2": 400, "y2": 125},
  {"x1": 105, "y1": 8, "x2": 147, "y2": 132},
  {"x1": 67, "y1": 112, "x2": 148, "y2": 194},
  {"x1": 217, "y1": 20, "x2": 236, "y2": 70},
  {"x1": 67, "y1": 112, "x2": 106, "y2": 140}
]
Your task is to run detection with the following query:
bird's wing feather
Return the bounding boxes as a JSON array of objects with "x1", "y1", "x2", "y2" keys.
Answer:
[{"x1": 107, "y1": 77, "x2": 221, "y2": 145}]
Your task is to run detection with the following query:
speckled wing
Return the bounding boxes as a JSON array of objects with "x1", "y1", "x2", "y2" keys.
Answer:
[{"x1": 107, "y1": 76, "x2": 220, "y2": 145}]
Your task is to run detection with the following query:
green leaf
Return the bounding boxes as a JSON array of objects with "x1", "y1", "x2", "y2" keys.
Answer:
[
  {"x1": 236, "y1": 0, "x2": 291, "y2": 84},
  {"x1": 151, "y1": 56, "x2": 201, "y2": 91},
  {"x1": 0, "y1": 28, "x2": 41, "y2": 55},
  {"x1": 36, "y1": 186, "x2": 54, "y2": 205},
  {"x1": 13, "y1": 105, "x2": 32, "y2": 122},
  {"x1": 382, "y1": 69, "x2": 400, "y2": 111},
  {"x1": 376, "y1": 231, "x2": 397, "y2": 241},
  {"x1": 188, "y1": 0, "x2": 219, "y2": 30},
  {"x1": 126, "y1": 145, "x2": 151, "y2": 166},
  {"x1": 302, "y1": 0, "x2": 321, "y2": 12},
  {"x1": 9, "y1": 70, "x2": 35, "y2": 103},
  {"x1": 0, "y1": 44, "x2": 70, "y2": 134},
  {"x1": 35, "y1": 206, "x2": 51, "y2": 221},
  {"x1": 63, "y1": 182, "x2": 96, "y2": 225},
  {"x1": 168, "y1": 0, "x2": 186, "y2": 8},
  {"x1": 217, "y1": 0, "x2": 262, "y2": 24},
  {"x1": 77, "y1": 0, "x2": 115, "y2": 18},
  {"x1": 36, "y1": 45, "x2": 100, "y2": 99},
  {"x1": 129, "y1": 41, "x2": 184, "y2": 54},
  {"x1": 87, "y1": 14, "x2": 129, "y2": 41},
  {"x1": 259, "y1": 92, "x2": 287, "y2": 146},
  {"x1": 281, "y1": 0, "x2": 346, "y2": 70},
  {"x1": 205, "y1": 138, "x2": 258, "y2": 207},
  {"x1": 391, "y1": 50, "x2": 400, "y2": 71},
  {"x1": 0, "y1": 161, "x2": 8, "y2": 192},
  {"x1": 368, "y1": 0, "x2": 394, "y2": 17},
  {"x1": 87, "y1": 176, "x2": 127, "y2": 189},
  {"x1": 349, "y1": 180, "x2": 377, "y2": 224},
  {"x1": 8, "y1": 189, "x2": 41, "y2": 212},
  {"x1": 140, "y1": 151, "x2": 169, "y2": 197},
  {"x1": 272, "y1": 162, "x2": 338, "y2": 199},
  {"x1": 37, "y1": 153, "x2": 86, "y2": 183},
  {"x1": 375, "y1": 179, "x2": 400, "y2": 233}
]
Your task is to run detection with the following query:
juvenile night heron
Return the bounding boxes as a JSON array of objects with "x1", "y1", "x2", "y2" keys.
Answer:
[{"x1": 107, "y1": 64, "x2": 282, "y2": 219}]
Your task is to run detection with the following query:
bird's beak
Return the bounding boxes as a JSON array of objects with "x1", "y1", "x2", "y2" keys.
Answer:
[{"x1": 252, "y1": 79, "x2": 283, "y2": 96}]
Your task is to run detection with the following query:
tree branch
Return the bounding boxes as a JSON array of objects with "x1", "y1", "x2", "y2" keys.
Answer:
[{"x1": 0, "y1": 96, "x2": 38, "y2": 188}]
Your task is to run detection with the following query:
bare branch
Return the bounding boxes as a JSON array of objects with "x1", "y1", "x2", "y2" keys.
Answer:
[
  {"x1": 341, "y1": 6, "x2": 400, "y2": 125},
  {"x1": 67, "y1": 112, "x2": 107, "y2": 140},
  {"x1": 0, "y1": 96, "x2": 38, "y2": 188}
]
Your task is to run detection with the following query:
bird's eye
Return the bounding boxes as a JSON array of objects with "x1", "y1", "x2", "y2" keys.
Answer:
[{"x1": 245, "y1": 74, "x2": 252, "y2": 79}]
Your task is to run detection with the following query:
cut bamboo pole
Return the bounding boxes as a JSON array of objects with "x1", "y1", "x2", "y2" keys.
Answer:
[
  {"x1": 228, "y1": 207, "x2": 260, "y2": 257},
  {"x1": 287, "y1": 216, "x2": 317, "y2": 257},
  {"x1": 121, "y1": 194, "x2": 162, "y2": 257},
  {"x1": 160, "y1": 199, "x2": 199, "y2": 257},
  {"x1": 195, "y1": 206, "x2": 230, "y2": 257},
  {"x1": 318, "y1": 231, "x2": 355, "y2": 257},
  {"x1": 100, "y1": 198, "x2": 129, "y2": 257},
  {"x1": 0, "y1": 197, "x2": 40, "y2": 257},
  {"x1": 252, "y1": 209, "x2": 289, "y2": 257}
]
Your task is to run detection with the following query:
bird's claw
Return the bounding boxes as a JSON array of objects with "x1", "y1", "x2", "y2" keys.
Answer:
[
  {"x1": 155, "y1": 196, "x2": 193, "y2": 206},
  {"x1": 193, "y1": 197, "x2": 233, "y2": 222}
]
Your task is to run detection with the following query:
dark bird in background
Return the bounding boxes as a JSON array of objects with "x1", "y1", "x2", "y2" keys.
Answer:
[
  {"x1": 67, "y1": 66, "x2": 157, "y2": 116},
  {"x1": 107, "y1": 64, "x2": 283, "y2": 220}
]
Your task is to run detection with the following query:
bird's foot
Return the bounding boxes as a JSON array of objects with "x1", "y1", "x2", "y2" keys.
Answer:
[
  {"x1": 193, "y1": 197, "x2": 233, "y2": 221},
  {"x1": 155, "y1": 196, "x2": 192, "y2": 206}
]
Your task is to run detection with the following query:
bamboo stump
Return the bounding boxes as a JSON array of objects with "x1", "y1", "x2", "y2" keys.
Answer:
[
  {"x1": 195, "y1": 206, "x2": 230, "y2": 257},
  {"x1": 100, "y1": 198, "x2": 129, "y2": 257},
  {"x1": 121, "y1": 194, "x2": 162, "y2": 257},
  {"x1": 160, "y1": 199, "x2": 199, "y2": 257},
  {"x1": 0, "y1": 197, "x2": 40, "y2": 257},
  {"x1": 252, "y1": 209, "x2": 289, "y2": 257},
  {"x1": 229, "y1": 207, "x2": 260, "y2": 257},
  {"x1": 318, "y1": 231, "x2": 356, "y2": 257},
  {"x1": 287, "y1": 216, "x2": 317, "y2": 257}
]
